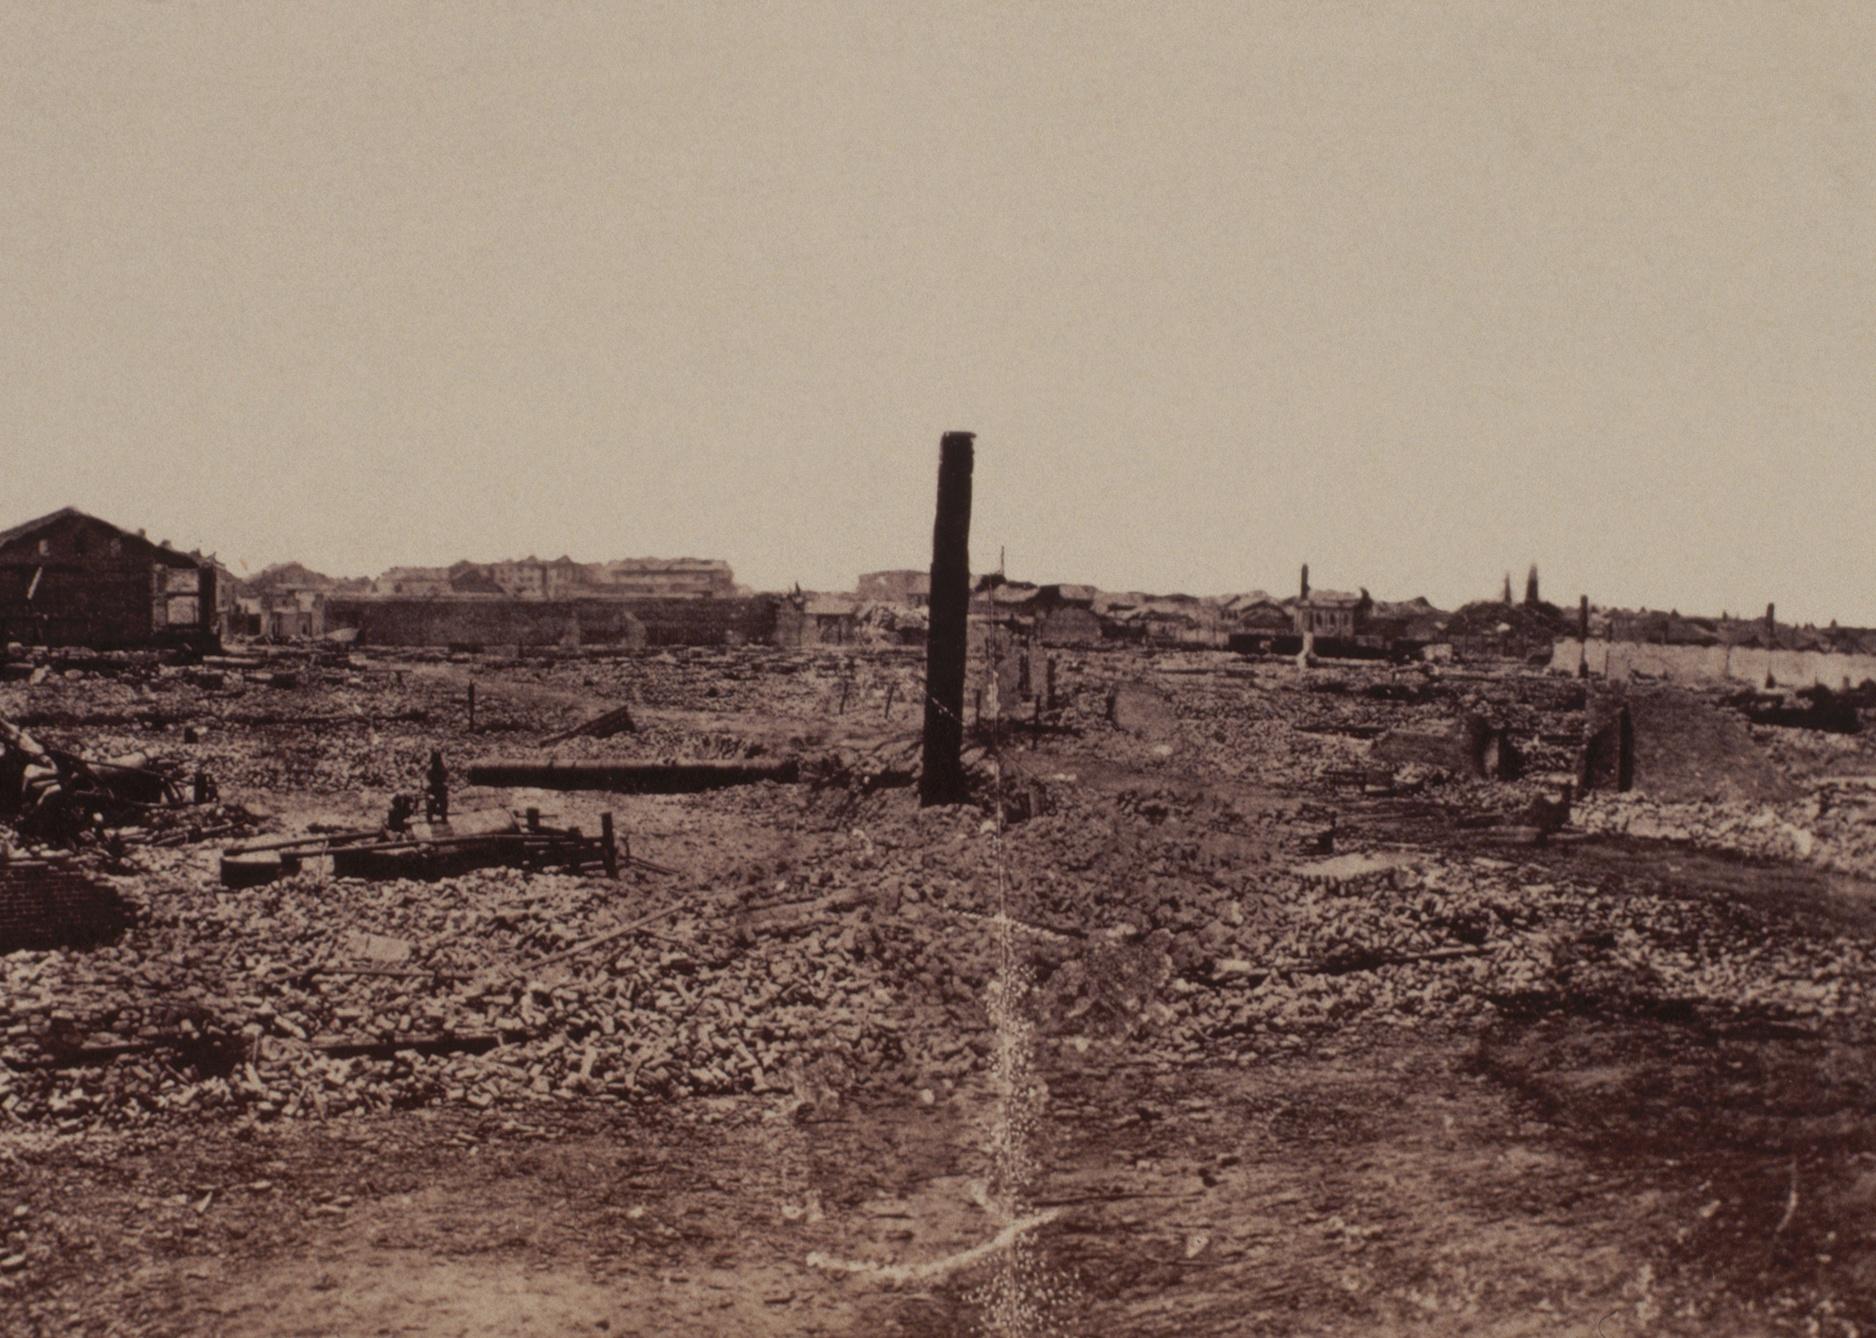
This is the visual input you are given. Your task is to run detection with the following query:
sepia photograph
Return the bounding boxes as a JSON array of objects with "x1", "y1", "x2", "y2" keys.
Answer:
[{"x1": 2, "y1": 2, "x2": 1873, "y2": 1333}]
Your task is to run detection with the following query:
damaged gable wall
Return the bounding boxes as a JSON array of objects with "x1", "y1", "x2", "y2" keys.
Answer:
[{"x1": 0, "y1": 511, "x2": 217, "y2": 651}]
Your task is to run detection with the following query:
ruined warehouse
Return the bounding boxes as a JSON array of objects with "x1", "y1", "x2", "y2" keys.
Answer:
[{"x1": 0, "y1": 508, "x2": 221, "y2": 652}]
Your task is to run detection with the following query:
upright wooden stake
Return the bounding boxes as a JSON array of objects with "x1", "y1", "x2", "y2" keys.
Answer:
[
  {"x1": 1765, "y1": 602, "x2": 1778, "y2": 688},
  {"x1": 600, "y1": 812, "x2": 618, "y2": 879}
]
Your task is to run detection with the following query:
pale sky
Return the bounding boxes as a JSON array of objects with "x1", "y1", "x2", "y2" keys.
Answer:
[{"x1": 3, "y1": 2, "x2": 1872, "y2": 622}]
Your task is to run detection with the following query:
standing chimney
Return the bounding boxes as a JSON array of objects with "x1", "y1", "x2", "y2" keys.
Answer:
[
  {"x1": 920, "y1": 432, "x2": 975, "y2": 806},
  {"x1": 1300, "y1": 563, "x2": 1310, "y2": 602}
]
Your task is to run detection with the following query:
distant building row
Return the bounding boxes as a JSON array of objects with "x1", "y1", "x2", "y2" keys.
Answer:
[
  {"x1": 17, "y1": 508, "x2": 1864, "y2": 662},
  {"x1": 849, "y1": 567, "x2": 1448, "y2": 653},
  {"x1": 370, "y1": 556, "x2": 737, "y2": 601}
]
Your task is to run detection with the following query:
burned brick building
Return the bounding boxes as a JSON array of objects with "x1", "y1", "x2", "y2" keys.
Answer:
[
  {"x1": 1294, "y1": 588, "x2": 1373, "y2": 640},
  {"x1": 0, "y1": 508, "x2": 220, "y2": 651}
]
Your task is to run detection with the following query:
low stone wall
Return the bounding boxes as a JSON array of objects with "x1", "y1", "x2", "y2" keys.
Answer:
[
  {"x1": 623, "y1": 597, "x2": 779, "y2": 647},
  {"x1": 1373, "y1": 715, "x2": 1518, "y2": 779},
  {"x1": 327, "y1": 596, "x2": 780, "y2": 649},
  {"x1": 1554, "y1": 638, "x2": 1876, "y2": 688}
]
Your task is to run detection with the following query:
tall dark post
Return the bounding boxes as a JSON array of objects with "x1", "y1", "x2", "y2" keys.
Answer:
[
  {"x1": 1577, "y1": 595, "x2": 1590, "y2": 679},
  {"x1": 1763, "y1": 601, "x2": 1778, "y2": 687},
  {"x1": 920, "y1": 431, "x2": 975, "y2": 806},
  {"x1": 425, "y1": 749, "x2": 449, "y2": 823},
  {"x1": 600, "y1": 812, "x2": 618, "y2": 879}
]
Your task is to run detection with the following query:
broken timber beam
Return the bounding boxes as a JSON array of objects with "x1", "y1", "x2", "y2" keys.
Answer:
[
  {"x1": 218, "y1": 810, "x2": 623, "y2": 887},
  {"x1": 539, "y1": 703, "x2": 637, "y2": 746},
  {"x1": 466, "y1": 758, "x2": 800, "y2": 793}
]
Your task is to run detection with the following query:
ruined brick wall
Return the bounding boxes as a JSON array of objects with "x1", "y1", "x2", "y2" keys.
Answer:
[
  {"x1": 772, "y1": 601, "x2": 807, "y2": 650},
  {"x1": 1373, "y1": 715, "x2": 1519, "y2": 779},
  {"x1": 1580, "y1": 683, "x2": 1794, "y2": 805},
  {"x1": 0, "y1": 863, "x2": 130, "y2": 954},
  {"x1": 327, "y1": 596, "x2": 779, "y2": 649},
  {"x1": 628, "y1": 596, "x2": 778, "y2": 647},
  {"x1": 327, "y1": 597, "x2": 643, "y2": 648},
  {"x1": 0, "y1": 564, "x2": 152, "y2": 648},
  {"x1": 1039, "y1": 606, "x2": 1103, "y2": 647}
]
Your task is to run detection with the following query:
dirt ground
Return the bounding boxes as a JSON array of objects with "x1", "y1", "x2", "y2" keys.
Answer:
[{"x1": 4, "y1": 645, "x2": 1875, "y2": 1336}]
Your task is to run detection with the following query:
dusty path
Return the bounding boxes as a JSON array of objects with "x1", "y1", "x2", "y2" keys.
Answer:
[{"x1": 9, "y1": 1016, "x2": 1870, "y2": 1336}]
